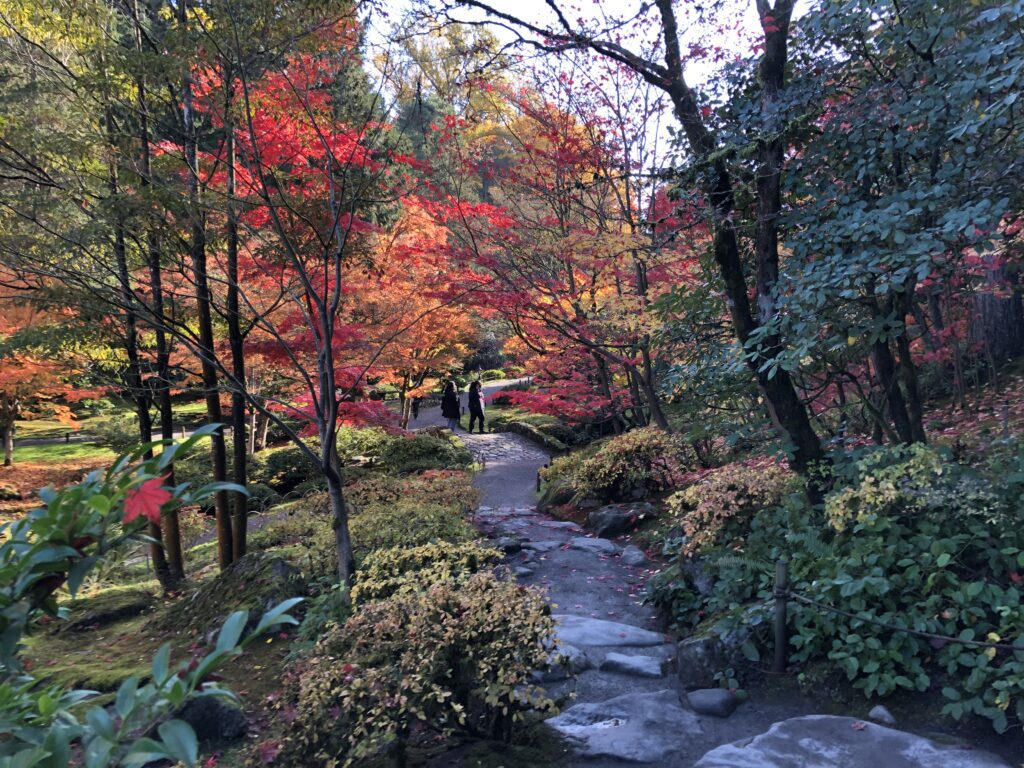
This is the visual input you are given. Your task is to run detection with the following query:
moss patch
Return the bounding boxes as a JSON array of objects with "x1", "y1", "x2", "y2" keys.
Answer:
[
  {"x1": 24, "y1": 613, "x2": 162, "y2": 692},
  {"x1": 149, "y1": 552, "x2": 306, "y2": 639}
]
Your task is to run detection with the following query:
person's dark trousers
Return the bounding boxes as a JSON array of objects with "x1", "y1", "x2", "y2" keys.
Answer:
[{"x1": 469, "y1": 410, "x2": 485, "y2": 433}]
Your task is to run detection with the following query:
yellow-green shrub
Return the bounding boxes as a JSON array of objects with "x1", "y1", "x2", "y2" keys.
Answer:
[
  {"x1": 351, "y1": 541, "x2": 502, "y2": 604},
  {"x1": 666, "y1": 461, "x2": 795, "y2": 555},
  {"x1": 284, "y1": 573, "x2": 557, "y2": 766},
  {"x1": 570, "y1": 427, "x2": 692, "y2": 502},
  {"x1": 349, "y1": 499, "x2": 476, "y2": 554}
]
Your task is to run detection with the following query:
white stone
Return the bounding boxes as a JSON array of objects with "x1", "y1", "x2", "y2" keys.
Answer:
[
  {"x1": 693, "y1": 716, "x2": 1010, "y2": 768},
  {"x1": 553, "y1": 614, "x2": 667, "y2": 648},
  {"x1": 599, "y1": 652, "x2": 665, "y2": 678},
  {"x1": 568, "y1": 536, "x2": 620, "y2": 555},
  {"x1": 547, "y1": 690, "x2": 702, "y2": 763}
]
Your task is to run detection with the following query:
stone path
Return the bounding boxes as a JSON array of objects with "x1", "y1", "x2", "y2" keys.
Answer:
[{"x1": 460, "y1": 410, "x2": 1017, "y2": 767}]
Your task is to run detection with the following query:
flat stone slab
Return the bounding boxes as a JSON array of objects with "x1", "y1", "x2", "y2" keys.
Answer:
[
  {"x1": 548, "y1": 689, "x2": 702, "y2": 763},
  {"x1": 522, "y1": 540, "x2": 562, "y2": 553},
  {"x1": 553, "y1": 614, "x2": 667, "y2": 648},
  {"x1": 599, "y1": 652, "x2": 665, "y2": 678},
  {"x1": 693, "y1": 715, "x2": 1011, "y2": 768},
  {"x1": 539, "y1": 520, "x2": 582, "y2": 530},
  {"x1": 620, "y1": 544, "x2": 649, "y2": 567},
  {"x1": 568, "y1": 536, "x2": 620, "y2": 555}
]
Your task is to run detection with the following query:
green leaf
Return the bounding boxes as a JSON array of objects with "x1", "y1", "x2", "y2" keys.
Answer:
[
  {"x1": 936, "y1": 553, "x2": 951, "y2": 567},
  {"x1": 156, "y1": 720, "x2": 198, "y2": 766},
  {"x1": 115, "y1": 676, "x2": 139, "y2": 719},
  {"x1": 151, "y1": 643, "x2": 171, "y2": 683},
  {"x1": 740, "y1": 640, "x2": 760, "y2": 662},
  {"x1": 216, "y1": 610, "x2": 249, "y2": 653}
]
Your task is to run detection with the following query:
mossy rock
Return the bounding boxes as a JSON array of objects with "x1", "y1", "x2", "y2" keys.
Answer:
[
  {"x1": 58, "y1": 587, "x2": 156, "y2": 633},
  {"x1": 0, "y1": 484, "x2": 22, "y2": 501},
  {"x1": 149, "y1": 552, "x2": 306, "y2": 638}
]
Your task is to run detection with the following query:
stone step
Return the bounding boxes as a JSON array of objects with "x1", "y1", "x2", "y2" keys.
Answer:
[
  {"x1": 599, "y1": 651, "x2": 666, "y2": 678},
  {"x1": 568, "y1": 536, "x2": 620, "y2": 555},
  {"x1": 547, "y1": 690, "x2": 702, "y2": 763},
  {"x1": 693, "y1": 715, "x2": 1011, "y2": 768},
  {"x1": 553, "y1": 614, "x2": 667, "y2": 648}
]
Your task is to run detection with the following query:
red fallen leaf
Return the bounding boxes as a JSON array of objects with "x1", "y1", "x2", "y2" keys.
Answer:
[
  {"x1": 123, "y1": 476, "x2": 172, "y2": 525},
  {"x1": 851, "y1": 721, "x2": 868, "y2": 731},
  {"x1": 1010, "y1": 571, "x2": 1022, "y2": 584}
]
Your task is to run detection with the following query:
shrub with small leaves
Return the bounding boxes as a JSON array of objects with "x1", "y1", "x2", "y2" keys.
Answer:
[
  {"x1": 283, "y1": 573, "x2": 557, "y2": 766},
  {"x1": 666, "y1": 460, "x2": 795, "y2": 556},
  {"x1": 376, "y1": 432, "x2": 473, "y2": 474},
  {"x1": 570, "y1": 427, "x2": 692, "y2": 502},
  {"x1": 351, "y1": 541, "x2": 502, "y2": 604},
  {"x1": 349, "y1": 499, "x2": 477, "y2": 555}
]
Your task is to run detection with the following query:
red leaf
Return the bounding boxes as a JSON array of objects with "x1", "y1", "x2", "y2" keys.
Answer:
[{"x1": 123, "y1": 477, "x2": 172, "y2": 525}]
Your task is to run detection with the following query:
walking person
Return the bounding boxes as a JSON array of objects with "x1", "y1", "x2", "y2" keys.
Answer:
[
  {"x1": 411, "y1": 396, "x2": 421, "y2": 421},
  {"x1": 441, "y1": 380, "x2": 461, "y2": 431},
  {"x1": 468, "y1": 380, "x2": 486, "y2": 434}
]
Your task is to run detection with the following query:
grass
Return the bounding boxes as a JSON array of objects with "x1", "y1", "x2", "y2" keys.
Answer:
[{"x1": 12, "y1": 442, "x2": 115, "y2": 464}]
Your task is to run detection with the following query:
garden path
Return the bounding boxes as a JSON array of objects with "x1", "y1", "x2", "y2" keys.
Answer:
[{"x1": 456, "y1": 420, "x2": 1016, "y2": 767}]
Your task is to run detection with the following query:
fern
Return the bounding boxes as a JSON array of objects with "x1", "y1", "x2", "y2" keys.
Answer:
[
  {"x1": 787, "y1": 529, "x2": 838, "y2": 560},
  {"x1": 711, "y1": 553, "x2": 773, "y2": 573}
]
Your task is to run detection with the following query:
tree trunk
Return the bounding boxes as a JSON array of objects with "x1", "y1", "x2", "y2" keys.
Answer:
[
  {"x1": 107, "y1": 100, "x2": 173, "y2": 591},
  {"x1": 137, "y1": 68, "x2": 184, "y2": 583},
  {"x1": 653, "y1": 0, "x2": 825, "y2": 481},
  {"x1": 2, "y1": 423, "x2": 12, "y2": 467},
  {"x1": 257, "y1": 412, "x2": 270, "y2": 451},
  {"x1": 180, "y1": 0, "x2": 232, "y2": 569},
  {"x1": 324, "y1": 440, "x2": 355, "y2": 588},
  {"x1": 895, "y1": 333, "x2": 927, "y2": 443},
  {"x1": 872, "y1": 338, "x2": 914, "y2": 444},
  {"x1": 226, "y1": 126, "x2": 248, "y2": 559}
]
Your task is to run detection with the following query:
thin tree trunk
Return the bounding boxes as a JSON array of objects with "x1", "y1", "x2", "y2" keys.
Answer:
[
  {"x1": 135, "y1": 38, "x2": 184, "y2": 583},
  {"x1": 180, "y1": 0, "x2": 232, "y2": 569},
  {"x1": 257, "y1": 412, "x2": 270, "y2": 451},
  {"x1": 325, "y1": 437, "x2": 355, "y2": 587},
  {"x1": 2, "y1": 422, "x2": 12, "y2": 467},
  {"x1": 895, "y1": 332, "x2": 927, "y2": 443},
  {"x1": 226, "y1": 125, "x2": 248, "y2": 559},
  {"x1": 106, "y1": 100, "x2": 173, "y2": 591},
  {"x1": 872, "y1": 338, "x2": 914, "y2": 444}
]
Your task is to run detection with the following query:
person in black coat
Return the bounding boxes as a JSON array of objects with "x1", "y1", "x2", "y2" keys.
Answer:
[
  {"x1": 468, "y1": 380, "x2": 486, "y2": 434},
  {"x1": 440, "y1": 381, "x2": 461, "y2": 431}
]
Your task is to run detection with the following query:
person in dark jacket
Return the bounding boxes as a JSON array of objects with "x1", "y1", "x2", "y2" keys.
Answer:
[
  {"x1": 468, "y1": 380, "x2": 486, "y2": 434},
  {"x1": 440, "y1": 381, "x2": 461, "y2": 431},
  {"x1": 411, "y1": 396, "x2": 422, "y2": 421}
]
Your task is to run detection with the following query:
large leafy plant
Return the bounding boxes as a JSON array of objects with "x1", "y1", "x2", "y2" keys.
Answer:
[{"x1": 0, "y1": 426, "x2": 302, "y2": 767}]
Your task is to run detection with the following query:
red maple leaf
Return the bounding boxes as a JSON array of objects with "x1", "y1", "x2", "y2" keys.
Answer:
[{"x1": 123, "y1": 476, "x2": 172, "y2": 525}]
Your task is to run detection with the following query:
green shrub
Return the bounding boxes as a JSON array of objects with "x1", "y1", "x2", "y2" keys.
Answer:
[
  {"x1": 351, "y1": 541, "x2": 502, "y2": 604},
  {"x1": 666, "y1": 461, "x2": 795, "y2": 556},
  {"x1": 90, "y1": 414, "x2": 143, "y2": 455},
  {"x1": 347, "y1": 470, "x2": 480, "y2": 515},
  {"x1": 570, "y1": 427, "x2": 692, "y2": 502},
  {"x1": 349, "y1": 499, "x2": 476, "y2": 554},
  {"x1": 336, "y1": 426, "x2": 395, "y2": 463},
  {"x1": 252, "y1": 442, "x2": 320, "y2": 493},
  {"x1": 647, "y1": 445, "x2": 1024, "y2": 733},
  {"x1": 282, "y1": 573, "x2": 557, "y2": 766},
  {"x1": 480, "y1": 368, "x2": 506, "y2": 381},
  {"x1": 377, "y1": 432, "x2": 473, "y2": 474}
]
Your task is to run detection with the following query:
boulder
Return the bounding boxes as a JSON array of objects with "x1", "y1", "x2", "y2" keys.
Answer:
[
  {"x1": 547, "y1": 690, "x2": 702, "y2": 763},
  {"x1": 620, "y1": 545, "x2": 649, "y2": 567},
  {"x1": 676, "y1": 635, "x2": 729, "y2": 690},
  {"x1": 686, "y1": 688, "x2": 739, "y2": 718},
  {"x1": 554, "y1": 614, "x2": 667, "y2": 648},
  {"x1": 495, "y1": 536, "x2": 522, "y2": 554},
  {"x1": 599, "y1": 652, "x2": 665, "y2": 678},
  {"x1": 568, "y1": 536, "x2": 619, "y2": 555},
  {"x1": 587, "y1": 502, "x2": 652, "y2": 538},
  {"x1": 693, "y1": 715, "x2": 1011, "y2": 768},
  {"x1": 869, "y1": 704, "x2": 897, "y2": 726},
  {"x1": 534, "y1": 643, "x2": 593, "y2": 682},
  {"x1": 177, "y1": 697, "x2": 247, "y2": 743},
  {"x1": 514, "y1": 567, "x2": 534, "y2": 578}
]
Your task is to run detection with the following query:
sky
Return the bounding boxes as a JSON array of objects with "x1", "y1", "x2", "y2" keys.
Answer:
[{"x1": 364, "y1": 0, "x2": 804, "y2": 87}]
